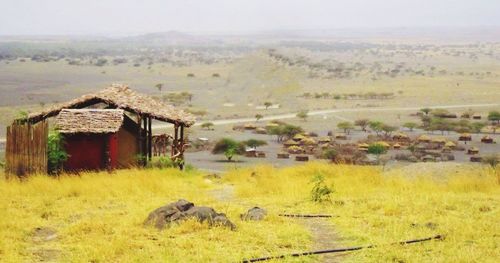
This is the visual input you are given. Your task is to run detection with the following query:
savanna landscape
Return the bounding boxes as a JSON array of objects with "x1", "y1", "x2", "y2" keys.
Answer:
[{"x1": 1, "y1": 1, "x2": 499, "y2": 262}]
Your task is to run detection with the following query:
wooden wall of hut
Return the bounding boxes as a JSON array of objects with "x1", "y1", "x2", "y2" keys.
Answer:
[{"x1": 5, "y1": 120, "x2": 48, "y2": 177}]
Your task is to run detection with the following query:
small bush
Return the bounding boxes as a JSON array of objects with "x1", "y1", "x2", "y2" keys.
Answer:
[{"x1": 310, "y1": 174, "x2": 334, "y2": 203}]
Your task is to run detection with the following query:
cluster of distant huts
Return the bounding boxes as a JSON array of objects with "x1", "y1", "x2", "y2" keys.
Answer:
[{"x1": 234, "y1": 122, "x2": 496, "y2": 164}]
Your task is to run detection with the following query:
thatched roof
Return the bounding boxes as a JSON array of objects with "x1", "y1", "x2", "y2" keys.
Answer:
[
  {"x1": 25, "y1": 84, "x2": 195, "y2": 126},
  {"x1": 55, "y1": 109, "x2": 124, "y2": 134},
  {"x1": 418, "y1": 135, "x2": 431, "y2": 141}
]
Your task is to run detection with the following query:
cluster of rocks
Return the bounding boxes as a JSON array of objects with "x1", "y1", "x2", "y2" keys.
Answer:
[{"x1": 144, "y1": 199, "x2": 268, "y2": 231}]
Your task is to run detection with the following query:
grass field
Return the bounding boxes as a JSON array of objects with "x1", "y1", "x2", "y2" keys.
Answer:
[{"x1": 1, "y1": 163, "x2": 498, "y2": 262}]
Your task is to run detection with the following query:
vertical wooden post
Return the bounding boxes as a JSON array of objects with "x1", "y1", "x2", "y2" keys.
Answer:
[
  {"x1": 137, "y1": 114, "x2": 143, "y2": 166},
  {"x1": 172, "y1": 124, "x2": 179, "y2": 160},
  {"x1": 148, "y1": 117, "x2": 152, "y2": 161},
  {"x1": 179, "y1": 125, "x2": 185, "y2": 170}
]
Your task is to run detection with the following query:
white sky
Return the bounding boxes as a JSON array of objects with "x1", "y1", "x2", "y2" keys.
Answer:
[{"x1": 0, "y1": 0, "x2": 499, "y2": 35}]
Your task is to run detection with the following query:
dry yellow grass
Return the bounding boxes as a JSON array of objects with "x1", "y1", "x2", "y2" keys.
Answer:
[
  {"x1": 223, "y1": 163, "x2": 500, "y2": 262},
  {"x1": 1, "y1": 163, "x2": 498, "y2": 262},
  {"x1": 0, "y1": 169, "x2": 309, "y2": 262}
]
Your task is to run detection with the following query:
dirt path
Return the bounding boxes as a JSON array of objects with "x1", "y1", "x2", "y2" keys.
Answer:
[
  {"x1": 209, "y1": 180, "x2": 343, "y2": 262},
  {"x1": 300, "y1": 218, "x2": 345, "y2": 263}
]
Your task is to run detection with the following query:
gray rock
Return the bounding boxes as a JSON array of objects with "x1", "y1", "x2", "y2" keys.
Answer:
[
  {"x1": 144, "y1": 199, "x2": 236, "y2": 230},
  {"x1": 240, "y1": 207, "x2": 267, "y2": 221}
]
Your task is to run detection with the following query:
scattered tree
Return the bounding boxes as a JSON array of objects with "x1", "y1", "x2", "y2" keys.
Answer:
[
  {"x1": 471, "y1": 122, "x2": 487, "y2": 133},
  {"x1": 337, "y1": 121, "x2": 354, "y2": 134},
  {"x1": 211, "y1": 138, "x2": 245, "y2": 161},
  {"x1": 255, "y1": 114, "x2": 263, "y2": 122},
  {"x1": 354, "y1": 119, "x2": 369, "y2": 132},
  {"x1": 201, "y1": 122, "x2": 214, "y2": 130},
  {"x1": 296, "y1": 110, "x2": 308, "y2": 121},
  {"x1": 155, "y1": 83, "x2": 163, "y2": 92},
  {"x1": 403, "y1": 122, "x2": 418, "y2": 131},
  {"x1": 264, "y1": 101, "x2": 273, "y2": 109},
  {"x1": 381, "y1": 124, "x2": 398, "y2": 137},
  {"x1": 488, "y1": 111, "x2": 500, "y2": 124},
  {"x1": 420, "y1": 108, "x2": 432, "y2": 115},
  {"x1": 369, "y1": 121, "x2": 384, "y2": 135},
  {"x1": 243, "y1": 139, "x2": 267, "y2": 149}
]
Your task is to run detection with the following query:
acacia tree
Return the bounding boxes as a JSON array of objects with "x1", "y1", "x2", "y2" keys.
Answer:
[
  {"x1": 488, "y1": 111, "x2": 500, "y2": 124},
  {"x1": 243, "y1": 139, "x2": 267, "y2": 150},
  {"x1": 354, "y1": 119, "x2": 369, "y2": 132},
  {"x1": 255, "y1": 114, "x2": 263, "y2": 122},
  {"x1": 420, "y1": 108, "x2": 432, "y2": 115},
  {"x1": 403, "y1": 122, "x2": 418, "y2": 132},
  {"x1": 369, "y1": 121, "x2": 384, "y2": 135},
  {"x1": 155, "y1": 83, "x2": 163, "y2": 92},
  {"x1": 471, "y1": 122, "x2": 487, "y2": 133},
  {"x1": 201, "y1": 122, "x2": 214, "y2": 130},
  {"x1": 264, "y1": 102, "x2": 273, "y2": 109},
  {"x1": 211, "y1": 138, "x2": 245, "y2": 161},
  {"x1": 296, "y1": 110, "x2": 308, "y2": 121},
  {"x1": 337, "y1": 121, "x2": 354, "y2": 134},
  {"x1": 381, "y1": 124, "x2": 398, "y2": 137}
]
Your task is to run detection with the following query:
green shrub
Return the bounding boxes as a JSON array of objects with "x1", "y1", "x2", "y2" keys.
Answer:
[
  {"x1": 47, "y1": 131, "x2": 68, "y2": 174},
  {"x1": 310, "y1": 174, "x2": 334, "y2": 203}
]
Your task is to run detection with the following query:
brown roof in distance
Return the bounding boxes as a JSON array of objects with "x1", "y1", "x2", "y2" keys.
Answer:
[
  {"x1": 26, "y1": 84, "x2": 196, "y2": 126},
  {"x1": 55, "y1": 109, "x2": 124, "y2": 134}
]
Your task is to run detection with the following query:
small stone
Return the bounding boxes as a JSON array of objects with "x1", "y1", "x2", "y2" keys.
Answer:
[{"x1": 240, "y1": 207, "x2": 267, "y2": 221}]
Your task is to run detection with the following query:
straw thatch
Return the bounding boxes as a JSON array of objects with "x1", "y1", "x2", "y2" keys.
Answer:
[
  {"x1": 417, "y1": 135, "x2": 431, "y2": 142},
  {"x1": 55, "y1": 109, "x2": 124, "y2": 134},
  {"x1": 25, "y1": 84, "x2": 195, "y2": 126}
]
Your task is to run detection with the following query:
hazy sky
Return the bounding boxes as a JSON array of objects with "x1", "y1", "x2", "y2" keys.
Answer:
[{"x1": 0, "y1": 0, "x2": 499, "y2": 35}]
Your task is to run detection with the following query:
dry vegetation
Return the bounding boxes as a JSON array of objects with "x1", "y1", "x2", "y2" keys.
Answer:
[{"x1": 1, "y1": 163, "x2": 498, "y2": 262}]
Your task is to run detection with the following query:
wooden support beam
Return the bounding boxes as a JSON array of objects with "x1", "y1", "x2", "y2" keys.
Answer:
[
  {"x1": 172, "y1": 124, "x2": 179, "y2": 160},
  {"x1": 179, "y1": 125, "x2": 185, "y2": 170},
  {"x1": 148, "y1": 117, "x2": 152, "y2": 161},
  {"x1": 137, "y1": 114, "x2": 143, "y2": 166}
]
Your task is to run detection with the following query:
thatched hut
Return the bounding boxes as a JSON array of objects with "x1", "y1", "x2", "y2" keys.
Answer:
[
  {"x1": 481, "y1": 136, "x2": 494, "y2": 144},
  {"x1": 295, "y1": 155, "x2": 309, "y2": 162},
  {"x1": 417, "y1": 135, "x2": 431, "y2": 143},
  {"x1": 283, "y1": 139, "x2": 299, "y2": 147},
  {"x1": 458, "y1": 133, "x2": 472, "y2": 144},
  {"x1": 357, "y1": 143, "x2": 369, "y2": 152},
  {"x1": 422, "y1": 155, "x2": 435, "y2": 162},
  {"x1": 244, "y1": 123, "x2": 257, "y2": 130},
  {"x1": 292, "y1": 134, "x2": 306, "y2": 142},
  {"x1": 277, "y1": 152, "x2": 290, "y2": 159},
  {"x1": 55, "y1": 109, "x2": 142, "y2": 171},
  {"x1": 5, "y1": 84, "x2": 195, "y2": 176},
  {"x1": 444, "y1": 141, "x2": 456, "y2": 149},
  {"x1": 318, "y1": 137, "x2": 331, "y2": 144},
  {"x1": 335, "y1": 133, "x2": 348, "y2": 140},
  {"x1": 393, "y1": 132, "x2": 410, "y2": 142},
  {"x1": 301, "y1": 137, "x2": 318, "y2": 146},
  {"x1": 467, "y1": 147, "x2": 479, "y2": 155},
  {"x1": 287, "y1": 145, "x2": 304, "y2": 154},
  {"x1": 393, "y1": 143, "x2": 401, "y2": 149},
  {"x1": 470, "y1": 156, "x2": 482, "y2": 162},
  {"x1": 254, "y1": 127, "x2": 267, "y2": 134}
]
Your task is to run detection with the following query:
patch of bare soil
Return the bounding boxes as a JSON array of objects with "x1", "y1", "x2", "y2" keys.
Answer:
[
  {"x1": 29, "y1": 227, "x2": 61, "y2": 262},
  {"x1": 300, "y1": 218, "x2": 346, "y2": 263}
]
